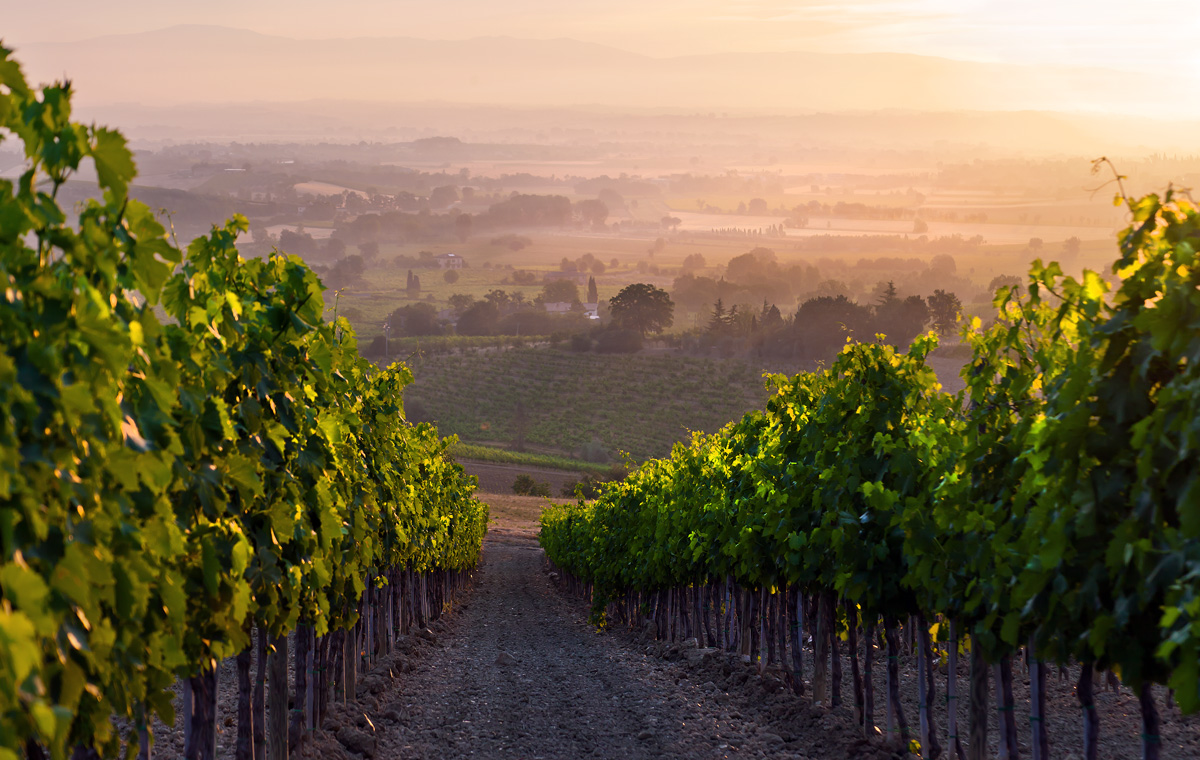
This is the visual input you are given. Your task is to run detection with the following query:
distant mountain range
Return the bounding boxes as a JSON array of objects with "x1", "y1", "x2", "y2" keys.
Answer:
[{"x1": 12, "y1": 24, "x2": 1185, "y2": 116}]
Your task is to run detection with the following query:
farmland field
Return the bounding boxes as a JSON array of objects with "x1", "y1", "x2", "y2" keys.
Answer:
[{"x1": 403, "y1": 347, "x2": 771, "y2": 462}]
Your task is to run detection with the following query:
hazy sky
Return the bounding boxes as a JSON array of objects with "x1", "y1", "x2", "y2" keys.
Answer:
[{"x1": 6, "y1": 0, "x2": 1199, "y2": 77}]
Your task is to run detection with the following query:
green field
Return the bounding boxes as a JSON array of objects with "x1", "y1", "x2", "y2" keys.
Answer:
[
  {"x1": 448, "y1": 442, "x2": 610, "y2": 473},
  {"x1": 402, "y1": 347, "x2": 771, "y2": 462}
]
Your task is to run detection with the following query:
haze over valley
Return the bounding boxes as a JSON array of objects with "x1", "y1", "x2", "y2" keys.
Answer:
[{"x1": 3, "y1": 3, "x2": 1197, "y2": 466}]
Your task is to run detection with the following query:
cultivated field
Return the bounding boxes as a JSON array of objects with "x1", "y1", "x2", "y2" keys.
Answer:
[{"x1": 404, "y1": 348, "x2": 771, "y2": 462}]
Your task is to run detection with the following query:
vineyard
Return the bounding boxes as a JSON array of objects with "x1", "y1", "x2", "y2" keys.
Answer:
[
  {"x1": 404, "y1": 348, "x2": 769, "y2": 462},
  {"x1": 540, "y1": 173, "x2": 1200, "y2": 759},
  {"x1": 0, "y1": 50, "x2": 486, "y2": 760}
]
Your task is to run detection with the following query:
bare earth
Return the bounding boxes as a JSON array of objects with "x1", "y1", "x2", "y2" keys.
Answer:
[
  {"x1": 296, "y1": 492, "x2": 1200, "y2": 760},
  {"x1": 460, "y1": 461, "x2": 584, "y2": 497},
  {"x1": 353, "y1": 526, "x2": 887, "y2": 760}
]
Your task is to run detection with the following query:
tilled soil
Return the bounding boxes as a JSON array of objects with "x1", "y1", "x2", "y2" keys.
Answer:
[
  {"x1": 459, "y1": 461, "x2": 583, "y2": 496},
  {"x1": 319, "y1": 527, "x2": 901, "y2": 760},
  {"x1": 145, "y1": 516, "x2": 1200, "y2": 759}
]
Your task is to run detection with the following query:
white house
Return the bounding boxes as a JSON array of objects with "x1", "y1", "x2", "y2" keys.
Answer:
[
  {"x1": 545, "y1": 302, "x2": 601, "y2": 319},
  {"x1": 435, "y1": 252, "x2": 465, "y2": 269}
]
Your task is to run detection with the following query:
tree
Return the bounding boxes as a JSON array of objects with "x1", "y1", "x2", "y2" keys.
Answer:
[
  {"x1": 511, "y1": 474, "x2": 551, "y2": 497},
  {"x1": 429, "y1": 185, "x2": 459, "y2": 209},
  {"x1": 875, "y1": 280, "x2": 899, "y2": 306},
  {"x1": 793, "y1": 295, "x2": 873, "y2": 360},
  {"x1": 586, "y1": 276, "x2": 599, "y2": 304},
  {"x1": 443, "y1": 269, "x2": 460, "y2": 284},
  {"x1": 322, "y1": 254, "x2": 365, "y2": 290},
  {"x1": 386, "y1": 302, "x2": 442, "y2": 336},
  {"x1": 760, "y1": 299, "x2": 783, "y2": 330},
  {"x1": 1063, "y1": 236, "x2": 1082, "y2": 257},
  {"x1": 671, "y1": 273, "x2": 721, "y2": 314},
  {"x1": 484, "y1": 289, "x2": 513, "y2": 311},
  {"x1": 357, "y1": 240, "x2": 380, "y2": 260},
  {"x1": 725, "y1": 248, "x2": 777, "y2": 284},
  {"x1": 708, "y1": 298, "x2": 728, "y2": 335},
  {"x1": 813, "y1": 279, "x2": 851, "y2": 299},
  {"x1": 542, "y1": 279, "x2": 579, "y2": 304},
  {"x1": 609, "y1": 283, "x2": 674, "y2": 337},
  {"x1": 279, "y1": 228, "x2": 317, "y2": 257},
  {"x1": 927, "y1": 289, "x2": 962, "y2": 336},
  {"x1": 681, "y1": 253, "x2": 707, "y2": 273},
  {"x1": 323, "y1": 237, "x2": 346, "y2": 260},
  {"x1": 454, "y1": 213, "x2": 472, "y2": 243},
  {"x1": 456, "y1": 301, "x2": 500, "y2": 335},
  {"x1": 875, "y1": 294, "x2": 930, "y2": 347},
  {"x1": 748, "y1": 198, "x2": 769, "y2": 215},
  {"x1": 987, "y1": 274, "x2": 1022, "y2": 295},
  {"x1": 448, "y1": 293, "x2": 475, "y2": 316},
  {"x1": 930, "y1": 253, "x2": 956, "y2": 274},
  {"x1": 577, "y1": 199, "x2": 609, "y2": 228}
]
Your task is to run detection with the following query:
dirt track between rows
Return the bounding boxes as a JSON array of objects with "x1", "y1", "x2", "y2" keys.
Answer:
[
  {"x1": 311, "y1": 495, "x2": 1200, "y2": 760},
  {"x1": 351, "y1": 526, "x2": 872, "y2": 760}
]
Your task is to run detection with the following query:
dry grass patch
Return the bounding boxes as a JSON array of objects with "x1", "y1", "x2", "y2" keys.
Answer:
[{"x1": 479, "y1": 491, "x2": 555, "y2": 533}]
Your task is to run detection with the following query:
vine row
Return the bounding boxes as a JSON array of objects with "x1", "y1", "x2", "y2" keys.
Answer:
[
  {"x1": 540, "y1": 173, "x2": 1200, "y2": 760},
  {"x1": 0, "y1": 48, "x2": 487, "y2": 759}
]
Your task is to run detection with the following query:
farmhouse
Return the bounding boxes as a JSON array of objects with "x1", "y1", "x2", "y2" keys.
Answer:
[
  {"x1": 544, "y1": 302, "x2": 601, "y2": 319},
  {"x1": 435, "y1": 252, "x2": 465, "y2": 269}
]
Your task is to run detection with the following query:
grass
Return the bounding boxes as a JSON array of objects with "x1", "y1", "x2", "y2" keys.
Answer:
[
  {"x1": 449, "y1": 442, "x2": 610, "y2": 474},
  {"x1": 475, "y1": 492, "x2": 552, "y2": 533},
  {"x1": 404, "y1": 347, "x2": 771, "y2": 462}
]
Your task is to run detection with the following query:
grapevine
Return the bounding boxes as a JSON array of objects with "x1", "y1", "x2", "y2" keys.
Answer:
[{"x1": 0, "y1": 49, "x2": 486, "y2": 759}]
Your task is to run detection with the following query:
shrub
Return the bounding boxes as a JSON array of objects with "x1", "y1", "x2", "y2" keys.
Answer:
[
  {"x1": 491, "y1": 233, "x2": 532, "y2": 251},
  {"x1": 578, "y1": 438, "x2": 610, "y2": 463},
  {"x1": 512, "y1": 474, "x2": 552, "y2": 497},
  {"x1": 594, "y1": 328, "x2": 643, "y2": 354},
  {"x1": 561, "y1": 463, "x2": 630, "y2": 498},
  {"x1": 570, "y1": 333, "x2": 593, "y2": 352}
]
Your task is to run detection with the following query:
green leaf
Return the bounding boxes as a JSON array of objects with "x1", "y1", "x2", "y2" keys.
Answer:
[
  {"x1": 0, "y1": 564, "x2": 52, "y2": 634},
  {"x1": 223, "y1": 454, "x2": 263, "y2": 499},
  {"x1": 90, "y1": 127, "x2": 135, "y2": 201},
  {"x1": 0, "y1": 611, "x2": 41, "y2": 685}
]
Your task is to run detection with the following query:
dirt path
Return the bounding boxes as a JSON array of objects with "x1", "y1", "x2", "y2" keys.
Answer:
[
  {"x1": 310, "y1": 494, "x2": 1200, "y2": 760},
  {"x1": 366, "y1": 527, "x2": 855, "y2": 760}
]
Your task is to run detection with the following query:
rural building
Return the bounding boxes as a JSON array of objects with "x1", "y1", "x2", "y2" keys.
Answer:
[
  {"x1": 435, "y1": 252, "x2": 465, "y2": 269},
  {"x1": 544, "y1": 302, "x2": 601, "y2": 319}
]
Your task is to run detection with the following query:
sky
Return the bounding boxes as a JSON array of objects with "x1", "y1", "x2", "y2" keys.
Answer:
[{"x1": 5, "y1": 0, "x2": 1199, "y2": 78}]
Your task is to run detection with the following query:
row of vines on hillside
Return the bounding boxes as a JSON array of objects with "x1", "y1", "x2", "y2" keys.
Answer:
[
  {"x1": 0, "y1": 50, "x2": 487, "y2": 760},
  {"x1": 540, "y1": 172, "x2": 1200, "y2": 760}
]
